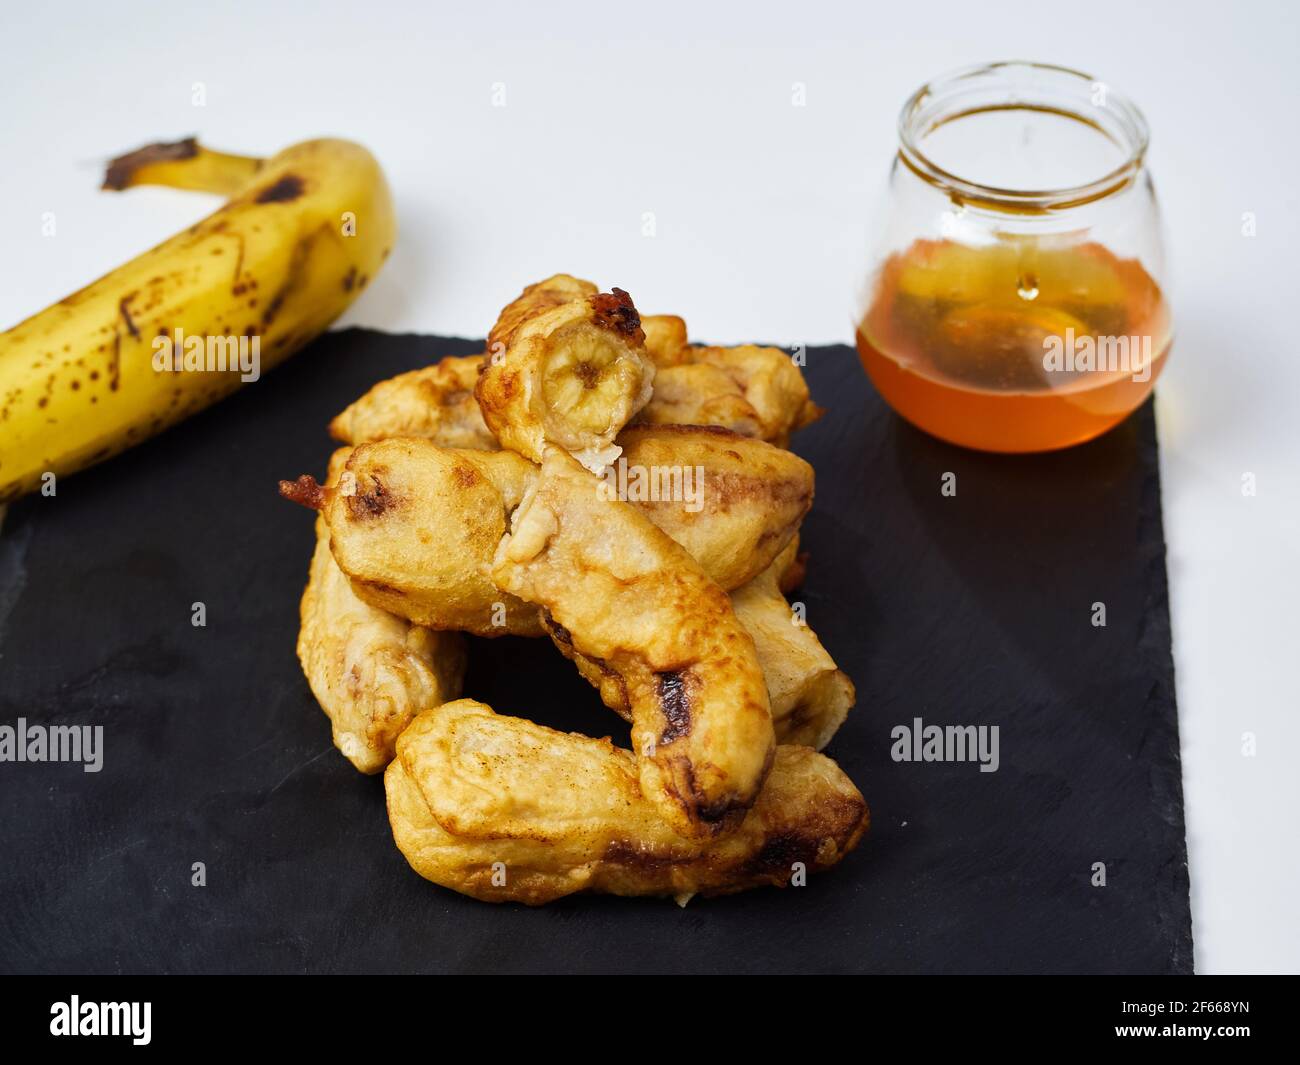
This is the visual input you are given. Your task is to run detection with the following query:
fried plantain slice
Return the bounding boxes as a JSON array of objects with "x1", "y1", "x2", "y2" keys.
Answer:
[
  {"x1": 730, "y1": 538, "x2": 855, "y2": 749},
  {"x1": 491, "y1": 447, "x2": 775, "y2": 840},
  {"x1": 283, "y1": 441, "x2": 543, "y2": 637},
  {"x1": 640, "y1": 313, "x2": 690, "y2": 366},
  {"x1": 329, "y1": 353, "x2": 497, "y2": 449},
  {"x1": 386, "y1": 699, "x2": 867, "y2": 904},
  {"x1": 280, "y1": 427, "x2": 812, "y2": 636},
  {"x1": 641, "y1": 344, "x2": 822, "y2": 445},
  {"x1": 487, "y1": 272, "x2": 596, "y2": 348},
  {"x1": 329, "y1": 332, "x2": 818, "y2": 451},
  {"x1": 476, "y1": 275, "x2": 656, "y2": 472},
  {"x1": 547, "y1": 537, "x2": 853, "y2": 751},
  {"x1": 296, "y1": 449, "x2": 467, "y2": 772},
  {"x1": 634, "y1": 361, "x2": 764, "y2": 437},
  {"x1": 610, "y1": 425, "x2": 813, "y2": 590}
]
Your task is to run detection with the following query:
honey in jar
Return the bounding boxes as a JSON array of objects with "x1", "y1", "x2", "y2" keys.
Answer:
[
  {"x1": 856, "y1": 238, "x2": 1172, "y2": 452},
  {"x1": 858, "y1": 62, "x2": 1171, "y2": 452}
]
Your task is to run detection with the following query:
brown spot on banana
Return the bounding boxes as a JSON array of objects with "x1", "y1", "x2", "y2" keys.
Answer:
[
  {"x1": 0, "y1": 138, "x2": 395, "y2": 501},
  {"x1": 255, "y1": 175, "x2": 305, "y2": 204},
  {"x1": 118, "y1": 295, "x2": 139, "y2": 340}
]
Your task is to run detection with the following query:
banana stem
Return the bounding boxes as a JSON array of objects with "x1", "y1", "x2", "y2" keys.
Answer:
[{"x1": 102, "y1": 137, "x2": 264, "y2": 197}]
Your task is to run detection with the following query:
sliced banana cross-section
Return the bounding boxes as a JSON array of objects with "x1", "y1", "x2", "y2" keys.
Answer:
[{"x1": 475, "y1": 274, "x2": 655, "y2": 472}]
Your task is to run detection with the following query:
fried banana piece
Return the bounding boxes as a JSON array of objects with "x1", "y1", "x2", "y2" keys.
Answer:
[
  {"x1": 386, "y1": 700, "x2": 867, "y2": 904},
  {"x1": 635, "y1": 362, "x2": 765, "y2": 437},
  {"x1": 547, "y1": 538, "x2": 853, "y2": 750},
  {"x1": 324, "y1": 329, "x2": 810, "y2": 450},
  {"x1": 282, "y1": 441, "x2": 544, "y2": 637},
  {"x1": 693, "y1": 345, "x2": 822, "y2": 441},
  {"x1": 730, "y1": 539, "x2": 855, "y2": 749},
  {"x1": 543, "y1": 540, "x2": 847, "y2": 749},
  {"x1": 476, "y1": 275, "x2": 655, "y2": 471},
  {"x1": 299, "y1": 512, "x2": 467, "y2": 773},
  {"x1": 642, "y1": 345, "x2": 822, "y2": 445},
  {"x1": 612, "y1": 425, "x2": 812, "y2": 591},
  {"x1": 488, "y1": 272, "x2": 596, "y2": 346},
  {"x1": 492, "y1": 447, "x2": 775, "y2": 839},
  {"x1": 640, "y1": 314, "x2": 690, "y2": 366},
  {"x1": 329, "y1": 353, "x2": 496, "y2": 449},
  {"x1": 282, "y1": 428, "x2": 811, "y2": 636}
]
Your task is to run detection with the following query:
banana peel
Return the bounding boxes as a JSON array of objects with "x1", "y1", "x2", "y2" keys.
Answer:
[{"x1": 0, "y1": 137, "x2": 395, "y2": 502}]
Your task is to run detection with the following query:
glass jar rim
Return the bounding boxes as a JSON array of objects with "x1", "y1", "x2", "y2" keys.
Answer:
[{"x1": 897, "y1": 60, "x2": 1151, "y2": 212}]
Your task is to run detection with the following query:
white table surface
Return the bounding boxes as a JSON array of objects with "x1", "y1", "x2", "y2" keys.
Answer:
[{"x1": 3, "y1": 0, "x2": 1297, "y2": 974}]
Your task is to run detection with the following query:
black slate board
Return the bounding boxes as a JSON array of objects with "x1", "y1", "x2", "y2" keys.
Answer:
[{"x1": 0, "y1": 329, "x2": 1191, "y2": 974}]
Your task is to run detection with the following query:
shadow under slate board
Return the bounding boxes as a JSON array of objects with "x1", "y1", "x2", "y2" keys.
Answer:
[{"x1": 0, "y1": 328, "x2": 1191, "y2": 974}]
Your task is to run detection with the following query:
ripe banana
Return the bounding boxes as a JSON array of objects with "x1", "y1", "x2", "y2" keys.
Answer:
[
  {"x1": 0, "y1": 137, "x2": 395, "y2": 502},
  {"x1": 475, "y1": 274, "x2": 655, "y2": 473}
]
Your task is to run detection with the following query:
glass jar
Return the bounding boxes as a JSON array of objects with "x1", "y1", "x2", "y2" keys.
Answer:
[{"x1": 854, "y1": 61, "x2": 1171, "y2": 452}]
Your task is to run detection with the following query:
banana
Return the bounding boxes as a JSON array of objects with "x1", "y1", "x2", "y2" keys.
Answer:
[
  {"x1": 475, "y1": 275, "x2": 655, "y2": 472},
  {"x1": 639, "y1": 314, "x2": 690, "y2": 366},
  {"x1": 0, "y1": 137, "x2": 395, "y2": 502},
  {"x1": 328, "y1": 353, "x2": 497, "y2": 450}
]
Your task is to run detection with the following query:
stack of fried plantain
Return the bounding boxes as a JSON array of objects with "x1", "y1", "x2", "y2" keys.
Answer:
[{"x1": 280, "y1": 275, "x2": 866, "y2": 905}]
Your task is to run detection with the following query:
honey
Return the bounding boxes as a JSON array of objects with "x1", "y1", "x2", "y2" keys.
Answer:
[{"x1": 856, "y1": 238, "x2": 1171, "y2": 452}]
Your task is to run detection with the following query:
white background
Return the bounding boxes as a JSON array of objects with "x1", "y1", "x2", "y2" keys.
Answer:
[{"x1": 2, "y1": 0, "x2": 1297, "y2": 973}]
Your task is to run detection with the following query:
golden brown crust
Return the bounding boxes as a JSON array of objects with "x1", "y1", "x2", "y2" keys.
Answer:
[
  {"x1": 487, "y1": 274, "x2": 598, "y2": 352},
  {"x1": 636, "y1": 362, "x2": 764, "y2": 436},
  {"x1": 546, "y1": 536, "x2": 851, "y2": 750},
  {"x1": 386, "y1": 700, "x2": 867, "y2": 904},
  {"x1": 640, "y1": 344, "x2": 822, "y2": 445},
  {"x1": 640, "y1": 314, "x2": 690, "y2": 366},
  {"x1": 299, "y1": 522, "x2": 467, "y2": 772},
  {"x1": 326, "y1": 334, "x2": 820, "y2": 454},
  {"x1": 491, "y1": 447, "x2": 775, "y2": 840},
  {"x1": 729, "y1": 538, "x2": 855, "y2": 749},
  {"x1": 279, "y1": 279, "x2": 866, "y2": 905},
  {"x1": 696, "y1": 345, "x2": 824, "y2": 440},
  {"x1": 476, "y1": 275, "x2": 655, "y2": 471},
  {"x1": 615, "y1": 425, "x2": 813, "y2": 590},
  {"x1": 320, "y1": 439, "x2": 545, "y2": 637},
  {"x1": 302, "y1": 429, "x2": 811, "y2": 639},
  {"x1": 329, "y1": 353, "x2": 496, "y2": 449},
  {"x1": 296, "y1": 449, "x2": 467, "y2": 772}
]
